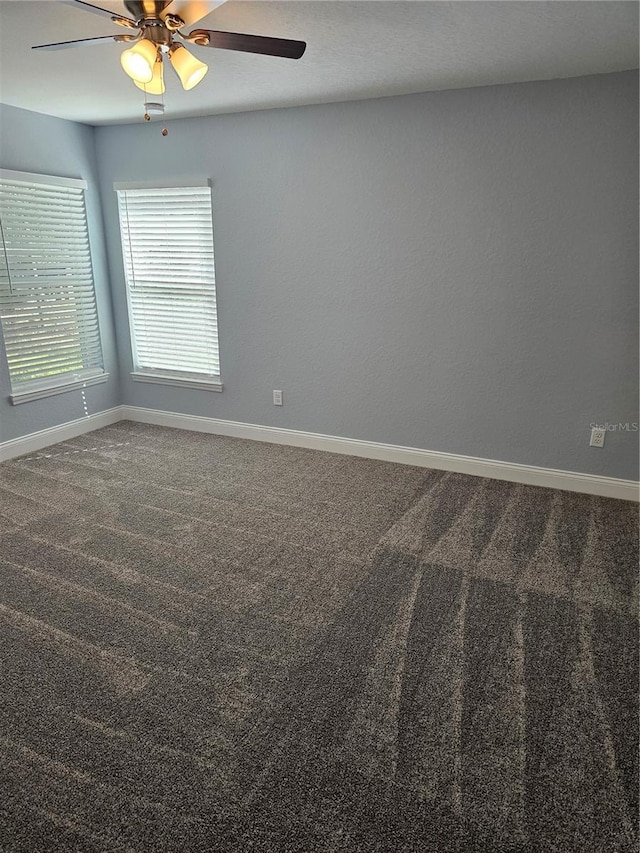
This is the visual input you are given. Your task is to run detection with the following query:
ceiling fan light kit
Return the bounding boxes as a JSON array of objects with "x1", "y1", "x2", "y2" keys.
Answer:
[
  {"x1": 33, "y1": 0, "x2": 307, "y2": 126},
  {"x1": 120, "y1": 37, "x2": 158, "y2": 83},
  {"x1": 134, "y1": 55, "x2": 165, "y2": 94},
  {"x1": 169, "y1": 43, "x2": 208, "y2": 90}
]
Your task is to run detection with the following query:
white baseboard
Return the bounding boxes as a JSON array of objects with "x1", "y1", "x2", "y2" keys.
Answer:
[
  {"x1": 121, "y1": 406, "x2": 639, "y2": 502},
  {"x1": 0, "y1": 406, "x2": 124, "y2": 463},
  {"x1": 1, "y1": 404, "x2": 636, "y2": 501}
]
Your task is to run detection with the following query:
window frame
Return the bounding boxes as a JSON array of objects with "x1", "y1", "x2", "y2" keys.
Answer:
[
  {"x1": 115, "y1": 179, "x2": 222, "y2": 393},
  {"x1": 0, "y1": 169, "x2": 108, "y2": 405}
]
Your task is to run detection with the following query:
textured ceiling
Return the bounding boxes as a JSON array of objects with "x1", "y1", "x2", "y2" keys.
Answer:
[{"x1": 0, "y1": 0, "x2": 637, "y2": 126}]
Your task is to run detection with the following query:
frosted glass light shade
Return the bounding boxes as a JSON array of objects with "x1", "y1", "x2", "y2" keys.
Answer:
[
  {"x1": 121, "y1": 39, "x2": 157, "y2": 84},
  {"x1": 135, "y1": 57, "x2": 165, "y2": 94},
  {"x1": 169, "y1": 44, "x2": 208, "y2": 90}
]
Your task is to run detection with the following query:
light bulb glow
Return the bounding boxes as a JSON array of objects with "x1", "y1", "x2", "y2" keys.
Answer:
[
  {"x1": 121, "y1": 39, "x2": 158, "y2": 84},
  {"x1": 169, "y1": 44, "x2": 208, "y2": 90},
  {"x1": 135, "y1": 57, "x2": 165, "y2": 94}
]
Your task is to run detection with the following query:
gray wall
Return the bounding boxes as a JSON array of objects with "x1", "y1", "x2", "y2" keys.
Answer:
[
  {"x1": 0, "y1": 103, "x2": 120, "y2": 442},
  {"x1": 95, "y1": 71, "x2": 638, "y2": 481},
  {"x1": 1, "y1": 73, "x2": 636, "y2": 480}
]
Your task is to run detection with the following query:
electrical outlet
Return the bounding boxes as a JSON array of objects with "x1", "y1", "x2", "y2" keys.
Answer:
[
  {"x1": 273, "y1": 390, "x2": 283, "y2": 406},
  {"x1": 590, "y1": 427, "x2": 606, "y2": 448}
]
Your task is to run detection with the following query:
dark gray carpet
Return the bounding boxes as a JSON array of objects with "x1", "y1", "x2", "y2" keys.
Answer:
[{"x1": 0, "y1": 421, "x2": 637, "y2": 852}]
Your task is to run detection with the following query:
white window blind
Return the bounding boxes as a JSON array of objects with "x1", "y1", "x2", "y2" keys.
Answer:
[
  {"x1": 0, "y1": 171, "x2": 105, "y2": 401},
  {"x1": 116, "y1": 183, "x2": 220, "y2": 386}
]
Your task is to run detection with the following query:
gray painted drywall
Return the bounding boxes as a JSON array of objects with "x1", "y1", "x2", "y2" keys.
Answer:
[
  {"x1": 95, "y1": 71, "x2": 638, "y2": 481},
  {"x1": 0, "y1": 103, "x2": 120, "y2": 442}
]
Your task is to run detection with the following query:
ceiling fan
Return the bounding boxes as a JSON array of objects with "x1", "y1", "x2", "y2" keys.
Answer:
[{"x1": 32, "y1": 1, "x2": 307, "y2": 94}]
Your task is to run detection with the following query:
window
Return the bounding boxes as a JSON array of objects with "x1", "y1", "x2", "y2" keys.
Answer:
[
  {"x1": 0, "y1": 170, "x2": 106, "y2": 404},
  {"x1": 115, "y1": 181, "x2": 221, "y2": 391}
]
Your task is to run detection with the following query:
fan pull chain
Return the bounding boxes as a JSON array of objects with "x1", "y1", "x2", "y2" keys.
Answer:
[
  {"x1": 161, "y1": 76, "x2": 168, "y2": 136},
  {"x1": 139, "y1": 53, "x2": 168, "y2": 136}
]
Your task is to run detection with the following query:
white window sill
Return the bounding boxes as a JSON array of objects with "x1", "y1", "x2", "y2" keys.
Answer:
[
  {"x1": 10, "y1": 372, "x2": 109, "y2": 405},
  {"x1": 130, "y1": 371, "x2": 223, "y2": 392}
]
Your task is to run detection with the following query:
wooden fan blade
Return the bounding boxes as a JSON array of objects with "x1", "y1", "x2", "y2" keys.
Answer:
[
  {"x1": 184, "y1": 29, "x2": 306, "y2": 59},
  {"x1": 32, "y1": 34, "x2": 137, "y2": 50},
  {"x1": 59, "y1": 1, "x2": 138, "y2": 28},
  {"x1": 160, "y1": 0, "x2": 226, "y2": 28}
]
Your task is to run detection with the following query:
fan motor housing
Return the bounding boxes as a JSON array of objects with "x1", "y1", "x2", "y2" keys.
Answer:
[
  {"x1": 142, "y1": 24, "x2": 172, "y2": 46},
  {"x1": 124, "y1": 1, "x2": 169, "y2": 21}
]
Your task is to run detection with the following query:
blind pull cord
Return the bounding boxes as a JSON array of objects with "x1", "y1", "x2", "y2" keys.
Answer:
[
  {"x1": 81, "y1": 382, "x2": 90, "y2": 419},
  {"x1": 0, "y1": 212, "x2": 14, "y2": 295},
  {"x1": 124, "y1": 192, "x2": 137, "y2": 291}
]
